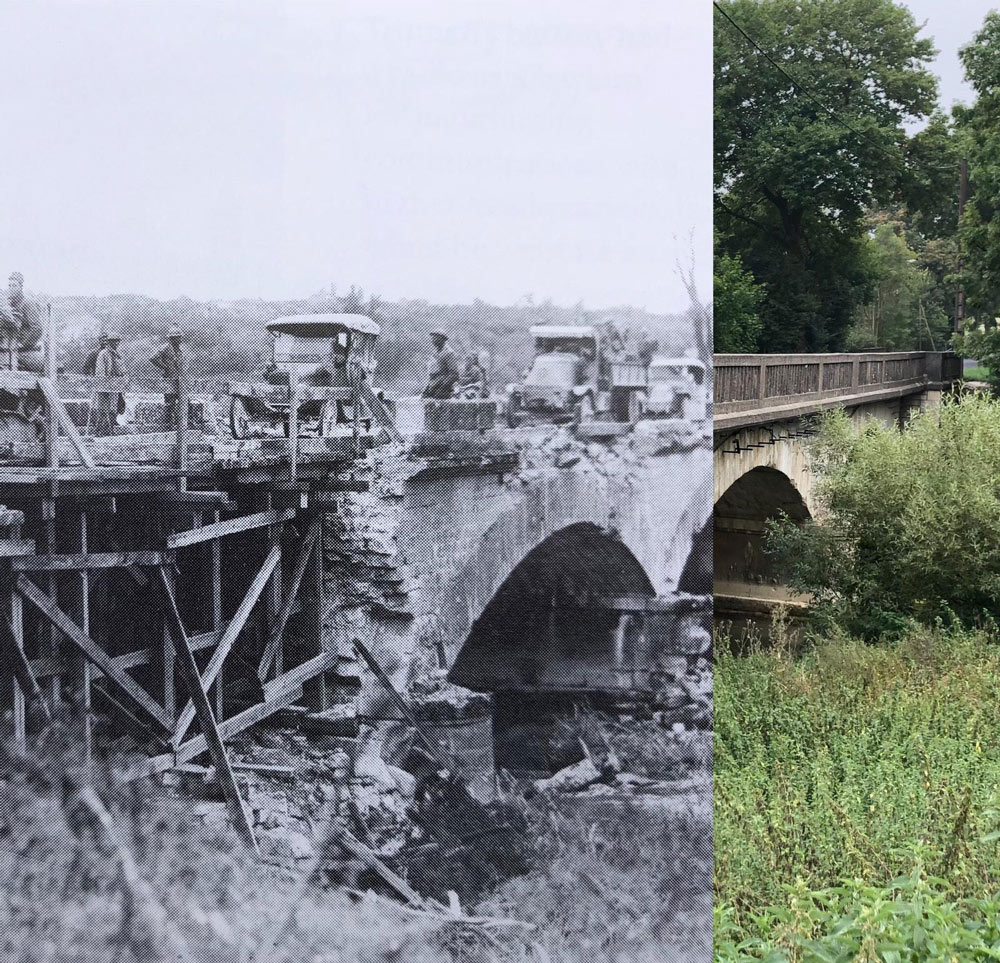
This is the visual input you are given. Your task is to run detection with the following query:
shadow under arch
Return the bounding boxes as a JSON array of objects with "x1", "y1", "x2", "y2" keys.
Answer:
[
  {"x1": 714, "y1": 465, "x2": 812, "y2": 638},
  {"x1": 448, "y1": 522, "x2": 656, "y2": 693}
]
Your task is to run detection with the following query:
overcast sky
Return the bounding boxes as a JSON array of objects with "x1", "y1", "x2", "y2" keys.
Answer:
[
  {"x1": 0, "y1": 1, "x2": 711, "y2": 313},
  {"x1": 906, "y1": 0, "x2": 995, "y2": 116}
]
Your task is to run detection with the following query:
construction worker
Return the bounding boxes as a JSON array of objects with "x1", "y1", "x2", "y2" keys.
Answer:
[
  {"x1": 91, "y1": 331, "x2": 124, "y2": 436},
  {"x1": 455, "y1": 350, "x2": 489, "y2": 399},
  {"x1": 150, "y1": 324, "x2": 186, "y2": 428},
  {"x1": 83, "y1": 332, "x2": 108, "y2": 376},
  {"x1": 423, "y1": 328, "x2": 460, "y2": 399},
  {"x1": 637, "y1": 329, "x2": 659, "y2": 367},
  {"x1": 0, "y1": 272, "x2": 43, "y2": 369}
]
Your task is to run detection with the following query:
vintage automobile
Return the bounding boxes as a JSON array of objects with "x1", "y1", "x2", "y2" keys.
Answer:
[
  {"x1": 642, "y1": 354, "x2": 707, "y2": 422},
  {"x1": 506, "y1": 324, "x2": 648, "y2": 426},
  {"x1": 227, "y1": 313, "x2": 395, "y2": 440}
]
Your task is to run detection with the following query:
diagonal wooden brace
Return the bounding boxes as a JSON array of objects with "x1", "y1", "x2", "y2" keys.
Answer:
[
  {"x1": 258, "y1": 518, "x2": 321, "y2": 682},
  {"x1": 155, "y1": 567, "x2": 259, "y2": 857},
  {"x1": 172, "y1": 543, "x2": 281, "y2": 745},
  {"x1": 15, "y1": 574, "x2": 170, "y2": 729}
]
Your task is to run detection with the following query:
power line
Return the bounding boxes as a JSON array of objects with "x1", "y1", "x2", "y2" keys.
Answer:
[{"x1": 714, "y1": 1, "x2": 956, "y2": 177}]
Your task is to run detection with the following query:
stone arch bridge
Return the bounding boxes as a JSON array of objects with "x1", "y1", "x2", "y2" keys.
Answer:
[{"x1": 712, "y1": 351, "x2": 961, "y2": 632}]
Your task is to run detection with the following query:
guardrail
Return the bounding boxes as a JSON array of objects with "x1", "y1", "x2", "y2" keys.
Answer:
[{"x1": 713, "y1": 351, "x2": 961, "y2": 430}]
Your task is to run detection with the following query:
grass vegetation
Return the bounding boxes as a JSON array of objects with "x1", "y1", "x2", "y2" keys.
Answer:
[{"x1": 714, "y1": 625, "x2": 1000, "y2": 961}]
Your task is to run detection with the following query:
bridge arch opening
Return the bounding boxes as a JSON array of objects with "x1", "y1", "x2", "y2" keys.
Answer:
[
  {"x1": 714, "y1": 466, "x2": 811, "y2": 637},
  {"x1": 447, "y1": 522, "x2": 663, "y2": 772}
]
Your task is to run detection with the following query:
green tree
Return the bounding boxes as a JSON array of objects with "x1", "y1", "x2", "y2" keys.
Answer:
[
  {"x1": 956, "y1": 11, "x2": 1000, "y2": 323},
  {"x1": 765, "y1": 396, "x2": 1000, "y2": 639},
  {"x1": 846, "y1": 212, "x2": 950, "y2": 350},
  {"x1": 713, "y1": 247, "x2": 763, "y2": 352},
  {"x1": 715, "y1": 0, "x2": 939, "y2": 351}
]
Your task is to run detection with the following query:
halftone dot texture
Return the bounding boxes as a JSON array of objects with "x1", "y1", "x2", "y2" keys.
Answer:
[{"x1": 0, "y1": 292, "x2": 713, "y2": 962}]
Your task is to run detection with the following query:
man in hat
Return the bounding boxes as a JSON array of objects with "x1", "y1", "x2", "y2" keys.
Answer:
[
  {"x1": 92, "y1": 332, "x2": 124, "y2": 436},
  {"x1": 423, "y1": 328, "x2": 460, "y2": 399},
  {"x1": 150, "y1": 324, "x2": 187, "y2": 427},
  {"x1": 0, "y1": 272, "x2": 43, "y2": 369}
]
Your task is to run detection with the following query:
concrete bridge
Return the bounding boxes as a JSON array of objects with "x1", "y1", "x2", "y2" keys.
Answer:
[{"x1": 712, "y1": 351, "x2": 961, "y2": 633}]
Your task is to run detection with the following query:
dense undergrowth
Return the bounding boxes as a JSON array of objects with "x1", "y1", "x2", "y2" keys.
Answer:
[{"x1": 714, "y1": 625, "x2": 1000, "y2": 961}]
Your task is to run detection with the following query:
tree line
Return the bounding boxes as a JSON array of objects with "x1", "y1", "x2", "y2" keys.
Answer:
[{"x1": 714, "y1": 0, "x2": 1000, "y2": 355}]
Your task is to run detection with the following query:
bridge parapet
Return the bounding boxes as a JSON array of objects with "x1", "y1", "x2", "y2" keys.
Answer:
[{"x1": 714, "y1": 351, "x2": 960, "y2": 432}]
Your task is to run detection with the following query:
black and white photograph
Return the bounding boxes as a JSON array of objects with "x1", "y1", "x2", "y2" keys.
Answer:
[{"x1": 0, "y1": 3, "x2": 712, "y2": 961}]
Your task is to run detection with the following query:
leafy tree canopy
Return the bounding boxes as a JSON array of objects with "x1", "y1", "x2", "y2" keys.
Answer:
[
  {"x1": 956, "y1": 11, "x2": 1000, "y2": 322},
  {"x1": 715, "y1": 0, "x2": 939, "y2": 351},
  {"x1": 713, "y1": 246, "x2": 764, "y2": 352}
]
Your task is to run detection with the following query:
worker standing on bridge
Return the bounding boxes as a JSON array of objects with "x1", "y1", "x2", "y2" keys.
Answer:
[
  {"x1": 150, "y1": 324, "x2": 186, "y2": 428},
  {"x1": 92, "y1": 331, "x2": 123, "y2": 436},
  {"x1": 0, "y1": 272, "x2": 43, "y2": 370},
  {"x1": 423, "y1": 328, "x2": 460, "y2": 399}
]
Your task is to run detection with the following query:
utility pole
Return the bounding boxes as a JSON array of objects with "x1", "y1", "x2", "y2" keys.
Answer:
[{"x1": 955, "y1": 157, "x2": 969, "y2": 334}]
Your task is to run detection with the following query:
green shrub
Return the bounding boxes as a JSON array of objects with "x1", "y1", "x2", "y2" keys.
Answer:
[{"x1": 765, "y1": 395, "x2": 1000, "y2": 639}]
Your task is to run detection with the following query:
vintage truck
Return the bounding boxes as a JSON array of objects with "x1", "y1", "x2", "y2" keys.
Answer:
[{"x1": 505, "y1": 324, "x2": 648, "y2": 427}]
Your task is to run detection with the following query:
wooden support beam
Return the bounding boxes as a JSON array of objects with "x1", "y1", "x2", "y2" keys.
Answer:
[
  {"x1": 311, "y1": 516, "x2": 328, "y2": 711},
  {"x1": 165, "y1": 508, "x2": 297, "y2": 549},
  {"x1": 258, "y1": 519, "x2": 320, "y2": 682},
  {"x1": 15, "y1": 575, "x2": 171, "y2": 729},
  {"x1": 173, "y1": 543, "x2": 282, "y2": 744},
  {"x1": 1, "y1": 605, "x2": 50, "y2": 733},
  {"x1": 37, "y1": 376, "x2": 96, "y2": 469},
  {"x1": 211, "y1": 509, "x2": 223, "y2": 721},
  {"x1": 75, "y1": 511, "x2": 93, "y2": 765},
  {"x1": 172, "y1": 685, "x2": 303, "y2": 766},
  {"x1": 12, "y1": 551, "x2": 171, "y2": 572},
  {"x1": 266, "y1": 519, "x2": 283, "y2": 676},
  {"x1": 9, "y1": 590, "x2": 27, "y2": 746},
  {"x1": 263, "y1": 650, "x2": 341, "y2": 703},
  {"x1": 155, "y1": 567, "x2": 259, "y2": 856}
]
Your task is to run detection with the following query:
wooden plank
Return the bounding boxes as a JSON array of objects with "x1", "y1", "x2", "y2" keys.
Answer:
[
  {"x1": 329, "y1": 825, "x2": 424, "y2": 906},
  {"x1": 0, "y1": 539, "x2": 37, "y2": 558},
  {"x1": 352, "y1": 638, "x2": 452, "y2": 774},
  {"x1": 15, "y1": 575, "x2": 171, "y2": 729},
  {"x1": 165, "y1": 508, "x2": 297, "y2": 549},
  {"x1": 263, "y1": 650, "x2": 341, "y2": 703},
  {"x1": 155, "y1": 567, "x2": 259, "y2": 856},
  {"x1": 12, "y1": 551, "x2": 170, "y2": 572},
  {"x1": 173, "y1": 543, "x2": 282, "y2": 744},
  {"x1": 173, "y1": 685, "x2": 303, "y2": 766},
  {"x1": 211, "y1": 508, "x2": 224, "y2": 721},
  {"x1": 37, "y1": 376, "x2": 96, "y2": 469},
  {"x1": 266, "y1": 519, "x2": 284, "y2": 675},
  {"x1": 75, "y1": 512, "x2": 93, "y2": 765},
  {"x1": 358, "y1": 380, "x2": 404, "y2": 443},
  {"x1": 258, "y1": 519, "x2": 320, "y2": 681}
]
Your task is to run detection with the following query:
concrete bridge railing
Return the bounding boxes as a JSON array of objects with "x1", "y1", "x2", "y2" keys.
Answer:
[{"x1": 713, "y1": 351, "x2": 961, "y2": 432}]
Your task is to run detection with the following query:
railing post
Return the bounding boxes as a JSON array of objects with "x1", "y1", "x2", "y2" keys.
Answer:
[
  {"x1": 816, "y1": 361, "x2": 825, "y2": 394},
  {"x1": 289, "y1": 369, "x2": 299, "y2": 483},
  {"x1": 45, "y1": 304, "x2": 58, "y2": 470},
  {"x1": 851, "y1": 358, "x2": 860, "y2": 389},
  {"x1": 758, "y1": 361, "x2": 768, "y2": 400},
  {"x1": 177, "y1": 345, "x2": 188, "y2": 492}
]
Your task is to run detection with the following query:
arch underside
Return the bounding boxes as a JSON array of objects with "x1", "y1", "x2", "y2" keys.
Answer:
[
  {"x1": 714, "y1": 465, "x2": 812, "y2": 625},
  {"x1": 449, "y1": 522, "x2": 659, "y2": 692},
  {"x1": 448, "y1": 518, "x2": 711, "y2": 695}
]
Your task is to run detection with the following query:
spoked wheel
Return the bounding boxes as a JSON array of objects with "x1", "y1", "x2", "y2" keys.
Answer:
[{"x1": 229, "y1": 396, "x2": 252, "y2": 439}]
